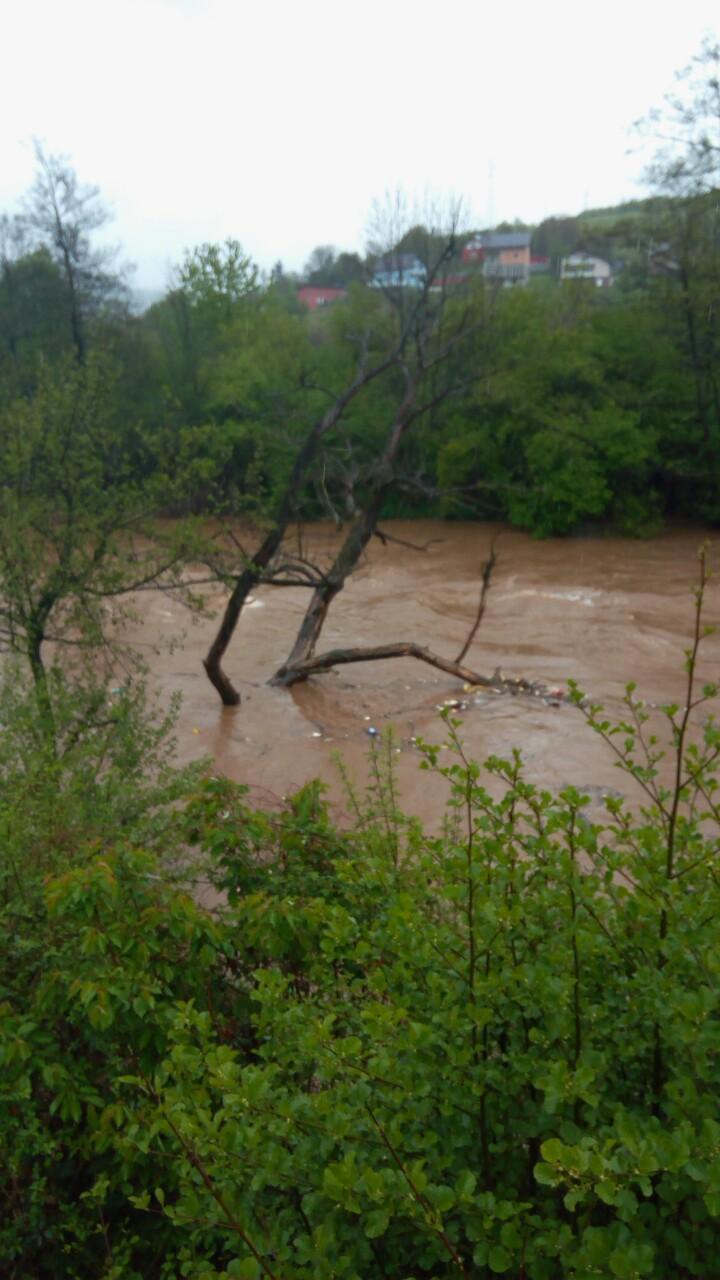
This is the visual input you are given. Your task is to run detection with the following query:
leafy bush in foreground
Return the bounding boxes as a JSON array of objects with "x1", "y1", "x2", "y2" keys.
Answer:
[{"x1": 2, "y1": 564, "x2": 720, "y2": 1278}]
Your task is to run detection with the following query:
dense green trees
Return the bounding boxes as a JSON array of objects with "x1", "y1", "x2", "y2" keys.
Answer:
[
  {"x1": 434, "y1": 285, "x2": 685, "y2": 535},
  {"x1": 2, "y1": 116, "x2": 720, "y2": 546},
  {"x1": 0, "y1": 231, "x2": 71, "y2": 392}
]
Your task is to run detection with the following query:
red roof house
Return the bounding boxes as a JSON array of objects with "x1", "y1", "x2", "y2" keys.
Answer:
[{"x1": 297, "y1": 286, "x2": 347, "y2": 311}]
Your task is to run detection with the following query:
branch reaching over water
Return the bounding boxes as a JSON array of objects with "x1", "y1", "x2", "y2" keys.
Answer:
[
  {"x1": 271, "y1": 638, "x2": 550, "y2": 699},
  {"x1": 455, "y1": 535, "x2": 499, "y2": 665}
]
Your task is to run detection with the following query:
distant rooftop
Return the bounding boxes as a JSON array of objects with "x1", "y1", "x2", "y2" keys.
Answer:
[
  {"x1": 481, "y1": 231, "x2": 531, "y2": 250},
  {"x1": 374, "y1": 252, "x2": 425, "y2": 272},
  {"x1": 297, "y1": 286, "x2": 347, "y2": 311}
]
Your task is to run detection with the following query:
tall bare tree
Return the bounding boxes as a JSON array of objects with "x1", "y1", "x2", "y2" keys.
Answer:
[{"x1": 22, "y1": 143, "x2": 127, "y2": 364}]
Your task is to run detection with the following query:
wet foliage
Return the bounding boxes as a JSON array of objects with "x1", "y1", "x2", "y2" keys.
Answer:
[{"x1": 2, "y1": 566, "x2": 720, "y2": 1277}]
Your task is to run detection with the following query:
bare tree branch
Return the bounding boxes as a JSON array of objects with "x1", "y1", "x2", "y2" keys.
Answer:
[
  {"x1": 374, "y1": 528, "x2": 445, "y2": 552},
  {"x1": 455, "y1": 535, "x2": 500, "y2": 665},
  {"x1": 271, "y1": 638, "x2": 548, "y2": 701}
]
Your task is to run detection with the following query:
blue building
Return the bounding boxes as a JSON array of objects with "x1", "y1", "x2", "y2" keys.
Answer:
[{"x1": 369, "y1": 252, "x2": 427, "y2": 289}]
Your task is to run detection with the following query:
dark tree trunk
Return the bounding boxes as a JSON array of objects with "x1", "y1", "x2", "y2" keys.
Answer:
[
  {"x1": 27, "y1": 625, "x2": 56, "y2": 746},
  {"x1": 281, "y1": 487, "x2": 389, "y2": 671},
  {"x1": 275, "y1": 375, "x2": 421, "y2": 679},
  {"x1": 680, "y1": 264, "x2": 709, "y2": 443},
  {"x1": 66, "y1": 267, "x2": 85, "y2": 366},
  {"x1": 203, "y1": 535, "x2": 285, "y2": 705}
]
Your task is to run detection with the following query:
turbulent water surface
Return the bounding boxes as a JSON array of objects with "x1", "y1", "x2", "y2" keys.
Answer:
[{"x1": 129, "y1": 521, "x2": 720, "y2": 825}]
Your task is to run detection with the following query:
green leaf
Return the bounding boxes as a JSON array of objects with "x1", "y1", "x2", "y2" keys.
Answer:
[
  {"x1": 595, "y1": 1181, "x2": 617, "y2": 1206},
  {"x1": 364, "y1": 1209, "x2": 390, "y2": 1239},
  {"x1": 428, "y1": 1183, "x2": 456, "y2": 1213},
  {"x1": 455, "y1": 1170, "x2": 477, "y2": 1201},
  {"x1": 534, "y1": 1162, "x2": 560, "y2": 1186},
  {"x1": 489, "y1": 1244, "x2": 512, "y2": 1273},
  {"x1": 228, "y1": 1260, "x2": 260, "y2": 1280},
  {"x1": 609, "y1": 1242, "x2": 654, "y2": 1277},
  {"x1": 540, "y1": 1138, "x2": 565, "y2": 1164}
]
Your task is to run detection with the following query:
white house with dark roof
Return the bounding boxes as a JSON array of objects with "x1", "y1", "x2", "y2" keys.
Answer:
[{"x1": 560, "y1": 253, "x2": 613, "y2": 287}]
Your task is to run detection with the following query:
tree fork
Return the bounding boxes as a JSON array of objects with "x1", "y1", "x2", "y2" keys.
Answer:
[
  {"x1": 202, "y1": 348, "x2": 405, "y2": 705},
  {"x1": 280, "y1": 488, "x2": 388, "y2": 672}
]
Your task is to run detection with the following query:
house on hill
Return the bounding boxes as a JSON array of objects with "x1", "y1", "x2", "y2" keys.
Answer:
[
  {"x1": 463, "y1": 231, "x2": 532, "y2": 284},
  {"x1": 560, "y1": 253, "x2": 613, "y2": 287},
  {"x1": 648, "y1": 242, "x2": 679, "y2": 276},
  {"x1": 297, "y1": 286, "x2": 347, "y2": 311},
  {"x1": 482, "y1": 231, "x2": 532, "y2": 284},
  {"x1": 462, "y1": 237, "x2": 485, "y2": 264},
  {"x1": 369, "y1": 253, "x2": 426, "y2": 289}
]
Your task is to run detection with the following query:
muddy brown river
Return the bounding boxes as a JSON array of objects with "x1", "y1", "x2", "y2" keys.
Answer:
[{"x1": 130, "y1": 521, "x2": 720, "y2": 825}]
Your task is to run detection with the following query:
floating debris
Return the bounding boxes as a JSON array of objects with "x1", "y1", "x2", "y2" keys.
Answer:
[
  {"x1": 367, "y1": 726, "x2": 379, "y2": 737},
  {"x1": 312, "y1": 731, "x2": 322, "y2": 738}
]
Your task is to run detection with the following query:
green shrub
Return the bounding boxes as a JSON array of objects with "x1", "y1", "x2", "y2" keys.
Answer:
[{"x1": 2, "y1": 560, "x2": 720, "y2": 1277}]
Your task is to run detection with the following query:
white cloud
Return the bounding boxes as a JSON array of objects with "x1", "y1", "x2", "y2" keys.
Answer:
[{"x1": 2, "y1": 0, "x2": 717, "y2": 286}]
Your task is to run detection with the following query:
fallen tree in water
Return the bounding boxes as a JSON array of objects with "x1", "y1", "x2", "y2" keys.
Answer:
[{"x1": 271, "y1": 639, "x2": 559, "y2": 701}]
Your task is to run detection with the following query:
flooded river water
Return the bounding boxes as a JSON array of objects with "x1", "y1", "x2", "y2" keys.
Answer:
[{"x1": 132, "y1": 521, "x2": 720, "y2": 825}]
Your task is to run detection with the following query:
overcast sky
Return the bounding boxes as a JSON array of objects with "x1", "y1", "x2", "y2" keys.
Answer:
[{"x1": 1, "y1": 0, "x2": 717, "y2": 289}]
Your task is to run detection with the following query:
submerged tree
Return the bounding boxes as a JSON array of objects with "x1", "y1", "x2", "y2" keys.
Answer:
[
  {"x1": 199, "y1": 200, "x2": 501, "y2": 704},
  {"x1": 271, "y1": 207, "x2": 491, "y2": 686},
  {"x1": 201, "y1": 295, "x2": 410, "y2": 704}
]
